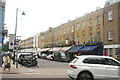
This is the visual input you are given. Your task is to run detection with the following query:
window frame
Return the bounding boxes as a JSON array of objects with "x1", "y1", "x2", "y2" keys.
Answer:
[
  {"x1": 108, "y1": 10, "x2": 113, "y2": 21},
  {"x1": 97, "y1": 15, "x2": 101, "y2": 25},
  {"x1": 108, "y1": 30, "x2": 113, "y2": 40}
]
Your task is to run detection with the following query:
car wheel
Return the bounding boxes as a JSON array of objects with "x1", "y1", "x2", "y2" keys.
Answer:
[{"x1": 77, "y1": 72, "x2": 94, "y2": 80}]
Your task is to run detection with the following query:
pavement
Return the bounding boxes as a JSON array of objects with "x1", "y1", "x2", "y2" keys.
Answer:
[
  {"x1": 0, "y1": 61, "x2": 69, "y2": 79},
  {"x1": 0, "y1": 63, "x2": 34, "y2": 74}
]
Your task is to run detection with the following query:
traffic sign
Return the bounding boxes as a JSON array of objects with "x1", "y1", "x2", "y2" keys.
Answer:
[
  {"x1": 0, "y1": 37, "x2": 3, "y2": 48},
  {"x1": 9, "y1": 34, "x2": 15, "y2": 49},
  {"x1": 0, "y1": 43, "x2": 2, "y2": 47},
  {"x1": 10, "y1": 42, "x2": 13, "y2": 46}
]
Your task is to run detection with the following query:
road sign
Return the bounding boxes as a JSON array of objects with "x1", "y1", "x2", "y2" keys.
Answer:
[
  {"x1": 0, "y1": 37, "x2": 3, "y2": 48},
  {"x1": 10, "y1": 42, "x2": 13, "y2": 46},
  {"x1": 0, "y1": 43, "x2": 2, "y2": 47},
  {"x1": 9, "y1": 34, "x2": 15, "y2": 49}
]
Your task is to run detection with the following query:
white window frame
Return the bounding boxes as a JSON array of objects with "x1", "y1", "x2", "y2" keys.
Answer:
[
  {"x1": 108, "y1": 10, "x2": 113, "y2": 21},
  {"x1": 108, "y1": 30, "x2": 113, "y2": 40}
]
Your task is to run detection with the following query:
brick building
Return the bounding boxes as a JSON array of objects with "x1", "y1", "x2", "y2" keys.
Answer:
[{"x1": 20, "y1": 1, "x2": 120, "y2": 58}]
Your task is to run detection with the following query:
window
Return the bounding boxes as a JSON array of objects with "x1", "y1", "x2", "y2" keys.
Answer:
[
  {"x1": 64, "y1": 28, "x2": 66, "y2": 34},
  {"x1": 60, "y1": 30, "x2": 62, "y2": 35},
  {"x1": 97, "y1": 16, "x2": 100, "y2": 25},
  {"x1": 97, "y1": 32, "x2": 101, "y2": 41},
  {"x1": 77, "y1": 23, "x2": 80, "y2": 31},
  {"x1": 82, "y1": 21, "x2": 85, "y2": 30},
  {"x1": 89, "y1": 18, "x2": 92, "y2": 28},
  {"x1": 68, "y1": 27, "x2": 69, "y2": 33},
  {"x1": 82, "y1": 35, "x2": 85, "y2": 43},
  {"x1": 109, "y1": 48, "x2": 113, "y2": 57},
  {"x1": 108, "y1": 30, "x2": 113, "y2": 40},
  {"x1": 76, "y1": 36, "x2": 79, "y2": 45},
  {"x1": 104, "y1": 58, "x2": 120, "y2": 66},
  {"x1": 71, "y1": 26, "x2": 74, "y2": 32},
  {"x1": 90, "y1": 33, "x2": 93, "y2": 41},
  {"x1": 83, "y1": 57, "x2": 106, "y2": 64},
  {"x1": 115, "y1": 48, "x2": 119, "y2": 55},
  {"x1": 108, "y1": 10, "x2": 113, "y2": 21}
]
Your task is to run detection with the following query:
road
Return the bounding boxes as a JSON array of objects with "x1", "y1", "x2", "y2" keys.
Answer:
[
  {"x1": 28, "y1": 58, "x2": 69, "y2": 75},
  {"x1": 37, "y1": 58, "x2": 69, "y2": 68}
]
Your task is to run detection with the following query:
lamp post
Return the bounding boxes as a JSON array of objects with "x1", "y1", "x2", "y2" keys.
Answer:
[{"x1": 14, "y1": 8, "x2": 25, "y2": 68}]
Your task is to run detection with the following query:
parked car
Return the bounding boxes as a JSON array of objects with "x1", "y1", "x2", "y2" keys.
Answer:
[
  {"x1": 52, "y1": 51, "x2": 69, "y2": 62},
  {"x1": 40, "y1": 51, "x2": 49, "y2": 59},
  {"x1": 68, "y1": 55, "x2": 120, "y2": 80},
  {"x1": 37, "y1": 51, "x2": 42, "y2": 58},
  {"x1": 18, "y1": 52, "x2": 38, "y2": 67},
  {"x1": 47, "y1": 54, "x2": 53, "y2": 60}
]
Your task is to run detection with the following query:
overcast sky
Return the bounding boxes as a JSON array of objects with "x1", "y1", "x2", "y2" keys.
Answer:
[{"x1": 4, "y1": 0, "x2": 106, "y2": 40}]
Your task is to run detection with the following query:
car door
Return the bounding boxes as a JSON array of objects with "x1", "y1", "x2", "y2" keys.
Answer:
[
  {"x1": 103, "y1": 58, "x2": 120, "y2": 79},
  {"x1": 83, "y1": 57, "x2": 107, "y2": 78},
  {"x1": 90, "y1": 58, "x2": 108, "y2": 78}
]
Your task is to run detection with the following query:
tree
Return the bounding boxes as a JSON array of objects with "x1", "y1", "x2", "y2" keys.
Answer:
[{"x1": 2, "y1": 41, "x2": 9, "y2": 52}]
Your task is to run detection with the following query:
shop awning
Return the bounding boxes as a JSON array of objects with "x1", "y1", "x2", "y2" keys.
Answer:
[
  {"x1": 49, "y1": 47, "x2": 62, "y2": 51},
  {"x1": 60, "y1": 46, "x2": 72, "y2": 52},
  {"x1": 38, "y1": 48, "x2": 50, "y2": 51},
  {"x1": 67, "y1": 45, "x2": 83, "y2": 53},
  {"x1": 79, "y1": 45, "x2": 98, "y2": 52}
]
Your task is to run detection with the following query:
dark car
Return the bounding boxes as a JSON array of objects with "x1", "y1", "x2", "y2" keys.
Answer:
[
  {"x1": 18, "y1": 53, "x2": 38, "y2": 67},
  {"x1": 52, "y1": 51, "x2": 69, "y2": 62}
]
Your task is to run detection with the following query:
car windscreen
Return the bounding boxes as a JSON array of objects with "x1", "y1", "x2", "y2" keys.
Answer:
[{"x1": 60, "y1": 52, "x2": 66, "y2": 57}]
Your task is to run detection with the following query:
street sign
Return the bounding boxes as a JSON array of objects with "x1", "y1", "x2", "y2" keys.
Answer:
[
  {"x1": 0, "y1": 37, "x2": 3, "y2": 48},
  {"x1": 9, "y1": 34, "x2": 15, "y2": 49},
  {"x1": 0, "y1": 43, "x2": 2, "y2": 47},
  {"x1": 10, "y1": 42, "x2": 13, "y2": 46}
]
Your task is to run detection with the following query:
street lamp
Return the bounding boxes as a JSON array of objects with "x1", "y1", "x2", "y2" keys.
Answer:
[{"x1": 14, "y1": 8, "x2": 25, "y2": 68}]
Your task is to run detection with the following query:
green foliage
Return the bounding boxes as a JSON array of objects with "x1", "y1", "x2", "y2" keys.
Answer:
[{"x1": 2, "y1": 41, "x2": 9, "y2": 52}]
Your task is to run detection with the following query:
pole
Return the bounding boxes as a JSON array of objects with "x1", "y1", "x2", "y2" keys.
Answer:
[
  {"x1": 15, "y1": 8, "x2": 18, "y2": 36},
  {"x1": 15, "y1": 8, "x2": 18, "y2": 68}
]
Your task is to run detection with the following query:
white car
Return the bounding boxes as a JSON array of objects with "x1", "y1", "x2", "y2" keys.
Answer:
[
  {"x1": 68, "y1": 55, "x2": 120, "y2": 80},
  {"x1": 47, "y1": 54, "x2": 53, "y2": 60}
]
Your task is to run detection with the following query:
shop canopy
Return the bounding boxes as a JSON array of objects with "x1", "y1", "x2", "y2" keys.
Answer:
[
  {"x1": 67, "y1": 45, "x2": 83, "y2": 53},
  {"x1": 79, "y1": 45, "x2": 99, "y2": 52},
  {"x1": 49, "y1": 47, "x2": 62, "y2": 51},
  {"x1": 60, "y1": 46, "x2": 72, "y2": 52},
  {"x1": 38, "y1": 48, "x2": 50, "y2": 52}
]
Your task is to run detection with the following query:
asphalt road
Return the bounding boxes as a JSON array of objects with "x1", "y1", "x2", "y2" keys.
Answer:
[{"x1": 36, "y1": 58, "x2": 69, "y2": 68}]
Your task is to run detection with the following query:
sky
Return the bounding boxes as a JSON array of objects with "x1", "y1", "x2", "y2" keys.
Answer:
[{"x1": 4, "y1": 0, "x2": 106, "y2": 40}]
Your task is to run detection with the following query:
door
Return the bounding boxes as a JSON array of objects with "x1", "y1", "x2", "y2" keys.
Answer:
[{"x1": 104, "y1": 58, "x2": 120, "y2": 79}]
